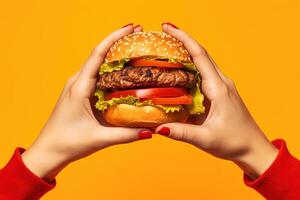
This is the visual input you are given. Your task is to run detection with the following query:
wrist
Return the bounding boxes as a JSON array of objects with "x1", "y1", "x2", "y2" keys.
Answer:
[
  {"x1": 21, "y1": 144, "x2": 70, "y2": 182},
  {"x1": 233, "y1": 138, "x2": 279, "y2": 180}
]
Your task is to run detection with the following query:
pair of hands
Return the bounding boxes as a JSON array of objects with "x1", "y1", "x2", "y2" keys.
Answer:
[{"x1": 22, "y1": 23, "x2": 278, "y2": 182}]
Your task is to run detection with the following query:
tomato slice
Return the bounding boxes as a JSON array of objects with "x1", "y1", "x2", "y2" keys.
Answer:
[
  {"x1": 142, "y1": 95, "x2": 193, "y2": 105},
  {"x1": 128, "y1": 58, "x2": 184, "y2": 68},
  {"x1": 105, "y1": 88, "x2": 188, "y2": 100}
]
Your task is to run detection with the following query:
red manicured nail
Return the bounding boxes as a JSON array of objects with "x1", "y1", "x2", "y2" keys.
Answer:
[
  {"x1": 133, "y1": 24, "x2": 141, "y2": 29},
  {"x1": 162, "y1": 22, "x2": 179, "y2": 29},
  {"x1": 122, "y1": 23, "x2": 133, "y2": 28},
  {"x1": 138, "y1": 130, "x2": 152, "y2": 139},
  {"x1": 157, "y1": 127, "x2": 170, "y2": 136}
]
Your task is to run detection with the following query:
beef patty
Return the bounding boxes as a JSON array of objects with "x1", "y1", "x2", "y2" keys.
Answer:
[{"x1": 97, "y1": 66, "x2": 197, "y2": 90}]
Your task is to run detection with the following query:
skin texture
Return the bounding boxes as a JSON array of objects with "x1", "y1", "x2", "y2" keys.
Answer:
[
  {"x1": 21, "y1": 24, "x2": 152, "y2": 181},
  {"x1": 156, "y1": 24, "x2": 279, "y2": 179}
]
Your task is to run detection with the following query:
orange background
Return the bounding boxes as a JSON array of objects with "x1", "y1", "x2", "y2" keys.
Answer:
[{"x1": 1, "y1": 0, "x2": 300, "y2": 199}]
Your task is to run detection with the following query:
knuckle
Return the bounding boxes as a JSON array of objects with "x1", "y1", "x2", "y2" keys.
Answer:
[
  {"x1": 69, "y1": 84, "x2": 82, "y2": 97},
  {"x1": 170, "y1": 128, "x2": 183, "y2": 141},
  {"x1": 65, "y1": 72, "x2": 79, "y2": 89},
  {"x1": 194, "y1": 129, "x2": 210, "y2": 148},
  {"x1": 171, "y1": 127, "x2": 192, "y2": 142},
  {"x1": 218, "y1": 83, "x2": 231, "y2": 97},
  {"x1": 180, "y1": 128, "x2": 190, "y2": 141},
  {"x1": 65, "y1": 77, "x2": 74, "y2": 87},
  {"x1": 226, "y1": 79, "x2": 239, "y2": 95},
  {"x1": 194, "y1": 46, "x2": 208, "y2": 58},
  {"x1": 227, "y1": 78, "x2": 235, "y2": 87},
  {"x1": 199, "y1": 130, "x2": 219, "y2": 151}
]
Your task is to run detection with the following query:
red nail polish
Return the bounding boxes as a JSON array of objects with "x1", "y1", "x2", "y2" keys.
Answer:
[
  {"x1": 157, "y1": 127, "x2": 170, "y2": 136},
  {"x1": 122, "y1": 23, "x2": 133, "y2": 28},
  {"x1": 138, "y1": 130, "x2": 152, "y2": 139},
  {"x1": 162, "y1": 22, "x2": 179, "y2": 29},
  {"x1": 133, "y1": 24, "x2": 141, "y2": 29}
]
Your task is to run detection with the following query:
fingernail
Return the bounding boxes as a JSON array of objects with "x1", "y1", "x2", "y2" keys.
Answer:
[
  {"x1": 122, "y1": 23, "x2": 133, "y2": 28},
  {"x1": 162, "y1": 22, "x2": 179, "y2": 29},
  {"x1": 157, "y1": 127, "x2": 170, "y2": 136},
  {"x1": 133, "y1": 24, "x2": 141, "y2": 29},
  {"x1": 138, "y1": 130, "x2": 152, "y2": 140}
]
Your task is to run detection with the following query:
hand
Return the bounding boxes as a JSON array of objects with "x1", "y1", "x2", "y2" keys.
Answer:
[
  {"x1": 21, "y1": 24, "x2": 152, "y2": 181},
  {"x1": 156, "y1": 24, "x2": 278, "y2": 179}
]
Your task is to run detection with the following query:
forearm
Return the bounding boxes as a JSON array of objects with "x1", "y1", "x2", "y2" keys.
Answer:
[
  {"x1": 21, "y1": 144, "x2": 69, "y2": 182},
  {"x1": 233, "y1": 136, "x2": 279, "y2": 179}
]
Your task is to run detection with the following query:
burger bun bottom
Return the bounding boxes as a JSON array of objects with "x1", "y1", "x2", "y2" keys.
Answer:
[{"x1": 103, "y1": 104, "x2": 189, "y2": 128}]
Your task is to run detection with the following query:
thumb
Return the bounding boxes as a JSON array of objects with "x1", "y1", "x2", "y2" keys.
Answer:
[
  {"x1": 155, "y1": 123, "x2": 207, "y2": 146},
  {"x1": 99, "y1": 127, "x2": 153, "y2": 146}
]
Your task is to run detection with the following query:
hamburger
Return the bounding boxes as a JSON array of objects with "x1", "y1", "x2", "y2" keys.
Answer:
[{"x1": 94, "y1": 31, "x2": 205, "y2": 128}]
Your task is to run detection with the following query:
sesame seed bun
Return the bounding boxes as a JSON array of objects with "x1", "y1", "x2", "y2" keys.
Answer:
[
  {"x1": 104, "y1": 31, "x2": 192, "y2": 63},
  {"x1": 103, "y1": 104, "x2": 189, "y2": 128}
]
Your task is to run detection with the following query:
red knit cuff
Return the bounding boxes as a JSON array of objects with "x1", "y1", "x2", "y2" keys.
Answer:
[
  {"x1": 0, "y1": 148, "x2": 56, "y2": 200},
  {"x1": 244, "y1": 139, "x2": 300, "y2": 199}
]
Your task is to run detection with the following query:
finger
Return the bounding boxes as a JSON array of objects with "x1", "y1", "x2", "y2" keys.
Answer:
[
  {"x1": 207, "y1": 53, "x2": 228, "y2": 81},
  {"x1": 62, "y1": 71, "x2": 80, "y2": 95},
  {"x1": 78, "y1": 25, "x2": 135, "y2": 83},
  {"x1": 133, "y1": 25, "x2": 143, "y2": 32},
  {"x1": 207, "y1": 54, "x2": 237, "y2": 91},
  {"x1": 57, "y1": 71, "x2": 80, "y2": 103},
  {"x1": 162, "y1": 24, "x2": 222, "y2": 84},
  {"x1": 98, "y1": 127, "x2": 153, "y2": 145},
  {"x1": 155, "y1": 123, "x2": 208, "y2": 146}
]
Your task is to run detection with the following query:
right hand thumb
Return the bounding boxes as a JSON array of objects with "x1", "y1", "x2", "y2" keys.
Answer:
[{"x1": 155, "y1": 123, "x2": 208, "y2": 146}]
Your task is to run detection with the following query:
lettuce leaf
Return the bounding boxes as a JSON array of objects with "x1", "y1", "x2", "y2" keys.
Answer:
[
  {"x1": 155, "y1": 104, "x2": 183, "y2": 113},
  {"x1": 168, "y1": 58, "x2": 178, "y2": 63},
  {"x1": 99, "y1": 57, "x2": 198, "y2": 75},
  {"x1": 99, "y1": 58, "x2": 129, "y2": 75},
  {"x1": 187, "y1": 84, "x2": 205, "y2": 114},
  {"x1": 183, "y1": 62, "x2": 197, "y2": 71},
  {"x1": 94, "y1": 89, "x2": 183, "y2": 113}
]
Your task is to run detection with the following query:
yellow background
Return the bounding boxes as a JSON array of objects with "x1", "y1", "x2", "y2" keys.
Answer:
[{"x1": 1, "y1": 0, "x2": 299, "y2": 199}]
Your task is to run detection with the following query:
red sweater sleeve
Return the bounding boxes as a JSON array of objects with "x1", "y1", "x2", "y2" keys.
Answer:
[
  {"x1": 0, "y1": 148, "x2": 55, "y2": 200},
  {"x1": 244, "y1": 139, "x2": 300, "y2": 200}
]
